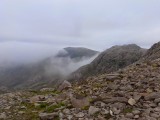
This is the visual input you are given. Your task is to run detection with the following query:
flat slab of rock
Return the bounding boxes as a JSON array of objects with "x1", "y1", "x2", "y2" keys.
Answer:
[
  {"x1": 40, "y1": 88, "x2": 55, "y2": 92},
  {"x1": 103, "y1": 97, "x2": 128, "y2": 103},
  {"x1": 39, "y1": 112, "x2": 58, "y2": 120},
  {"x1": 105, "y1": 74, "x2": 121, "y2": 80},
  {"x1": 145, "y1": 92, "x2": 160, "y2": 100},
  {"x1": 30, "y1": 95, "x2": 46, "y2": 103},
  {"x1": 55, "y1": 93, "x2": 67, "y2": 102},
  {"x1": 58, "y1": 80, "x2": 72, "y2": 92},
  {"x1": 75, "y1": 112, "x2": 85, "y2": 118},
  {"x1": 128, "y1": 98, "x2": 136, "y2": 106},
  {"x1": 89, "y1": 106, "x2": 100, "y2": 115},
  {"x1": 70, "y1": 97, "x2": 90, "y2": 109}
]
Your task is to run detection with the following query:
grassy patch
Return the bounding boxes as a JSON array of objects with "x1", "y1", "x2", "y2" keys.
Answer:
[
  {"x1": 29, "y1": 90, "x2": 61, "y2": 95},
  {"x1": 123, "y1": 108, "x2": 133, "y2": 113},
  {"x1": 93, "y1": 111, "x2": 100, "y2": 117},
  {"x1": 45, "y1": 102, "x2": 66, "y2": 113},
  {"x1": 82, "y1": 106, "x2": 89, "y2": 110},
  {"x1": 105, "y1": 114, "x2": 112, "y2": 119},
  {"x1": 20, "y1": 102, "x2": 39, "y2": 120},
  {"x1": 36, "y1": 103, "x2": 50, "y2": 110},
  {"x1": 93, "y1": 83, "x2": 102, "y2": 88}
]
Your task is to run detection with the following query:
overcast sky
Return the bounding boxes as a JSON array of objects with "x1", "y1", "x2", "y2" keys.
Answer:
[{"x1": 0, "y1": 0, "x2": 160, "y2": 64}]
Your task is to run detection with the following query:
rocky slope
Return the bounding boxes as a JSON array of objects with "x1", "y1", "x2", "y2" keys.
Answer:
[
  {"x1": 0, "y1": 59, "x2": 159, "y2": 120},
  {"x1": 69, "y1": 44, "x2": 146, "y2": 81},
  {"x1": 1, "y1": 42, "x2": 160, "y2": 120},
  {"x1": 0, "y1": 47, "x2": 98, "y2": 91},
  {"x1": 142, "y1": 41, "x2": 160, "y2": 61}
]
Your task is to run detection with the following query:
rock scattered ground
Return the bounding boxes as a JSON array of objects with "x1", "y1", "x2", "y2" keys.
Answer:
[{"x1": 1, "y1": 58, "x2": 160, "y2": 120}]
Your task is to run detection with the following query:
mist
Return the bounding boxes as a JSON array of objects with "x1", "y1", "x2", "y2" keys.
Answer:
[
  {"x1": 0, "y1": 41, "x2": 99, "y2": 84},
  {"x1": 0, "y1": 41, "x2": 65, "y2": 68},
  {"x1": 1, "y1": 0, "x2": 160, "y2": 52},
  {"x1": 0, "y1": 0, "x2": 160, "y2": 67},
  {"x1": 44, "y1": 53, "x2": 98, "y2": 77}
]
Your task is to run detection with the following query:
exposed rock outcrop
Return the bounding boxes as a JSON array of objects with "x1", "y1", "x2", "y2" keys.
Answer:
[{"x1": 142, "y1": 41, "x2": 160, "y2": 61}]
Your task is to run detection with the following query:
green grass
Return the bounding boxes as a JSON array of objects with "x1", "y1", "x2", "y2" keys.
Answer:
[
  {"x1": 82, "y1": 106, "x2": 89, "y2": 110},
  {"x1": 123, "y1": 108, "x2": 133, "y2": 113},
  {"x1": 45, "y1": 102, "x2": 66, "y2": 113},
  {"x1": 36, "y1": 103, "x2": 50, "y2": 110},
  {"x1": 19, "y1": 102, "x2": 39, "y2": 120},
  {"x1": 29, "y1": 90, "x2": 62, "y2": 96}
]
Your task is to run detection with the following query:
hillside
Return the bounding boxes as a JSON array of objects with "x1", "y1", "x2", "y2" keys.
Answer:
[
  {"x1": 0, "y1": 47, "x2": 98, "y2": 90},
  {"x1": 142, "y1": 42, "x2": 160, "y2": 61},
  {"x1": 1, "y1": 42, "x2": 160, "y2": 120},
  {"x1": 69, "y1": 44, "x2": 147, "y2": 81}
]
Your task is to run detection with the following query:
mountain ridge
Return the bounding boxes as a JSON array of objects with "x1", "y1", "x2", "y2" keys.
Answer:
[{"x1": 68, "y1": 44, "x2": 147, "y2": 81}]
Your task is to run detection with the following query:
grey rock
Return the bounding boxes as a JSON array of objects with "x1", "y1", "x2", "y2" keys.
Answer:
[
  {"x1": 63, "y1": 109, "x2": 71, "y2": 115},
  {"x1": 128, "y1": 98, "x2": 136, "y2": 106},
  {"x1": 150, "y1": 113, "x2": 160, "y2": 118},
  {"x1": 134, "y1": 115, "x2": 139, "y2": 119},
  {"x1": 154, "y1": 98, "x2": 160, "y2": 103},
  {"x1": 75, "y1": 112, "x2": 85, "y2": 118},
  {"x1": 0, "y1": 113, "x2": 7, "y2": 119},
  {"x1": 58, "y1": 80, "x2": 72, "y2": 92},
  {"x1": 126, "y1": 113, "x2": 134, "y2": 118},
  {"x1": 88, "y1": 106, "x2": 100, "y2": 115},
  {"x1": 70, "y1": 97, "x2": 90, "y2": 109},
  {"x1": 39, "y1": 112, "x2": 58, "y2": 120},
  {"x1": 40, "y1": 88, "x2": 55, "y2": 92},
  {"x1": 144, "y1": 92, "x2": 160, "y2": 100},
  {"x1": 132, "y1": 110, "x2": 141, "y2": 115}
]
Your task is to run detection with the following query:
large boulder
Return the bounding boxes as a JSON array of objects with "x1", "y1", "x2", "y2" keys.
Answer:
[
  {"x1": 70, "y1": 97, "x2": 90, "y2": 109},
  {"x1": 57, "y1": 81, "x2": 72, "y2": 92}
]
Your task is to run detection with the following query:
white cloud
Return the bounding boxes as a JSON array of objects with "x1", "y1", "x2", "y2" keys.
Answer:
[{"x1": 0, "y1": 0, "x2": 160, "y2": 64}]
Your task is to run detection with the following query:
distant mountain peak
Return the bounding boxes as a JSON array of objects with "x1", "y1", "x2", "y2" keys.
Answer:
[
  {"x1": 0, "y1": 47, "x2": 99, "y2": 90},
  {"x1": 56, "y1": 47, "x2": 99, "y2": 60}
]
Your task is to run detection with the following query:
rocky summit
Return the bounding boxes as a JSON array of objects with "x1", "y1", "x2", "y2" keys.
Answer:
[
  {"x1": 1, "y1": 42, "x2": 160, "y2": 120},
  {"x1": 69, "y1": 44, "x2": 146, "y2": 81}
]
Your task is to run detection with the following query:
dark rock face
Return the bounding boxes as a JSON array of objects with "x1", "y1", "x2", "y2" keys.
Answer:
[
  {"x1": 69, "y1": 44, "x2": 147, "y2": 81},
  {"x1": 143, "y1": 42, "x2": 160, "y2": 61}
]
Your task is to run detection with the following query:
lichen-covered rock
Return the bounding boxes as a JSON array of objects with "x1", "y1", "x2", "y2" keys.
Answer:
[
  {"x1": 70, "y1": 96, "x2": 90, "y2": 109},
  {"x1": 57, "y1": 80, "x2": 72, "y2": 92},
  {"x1": 88, "y1": 106, "x2": 100, "y2": 115},
  {"x1": 30, "y1": 95, "x2": 46, "y2": 103}
]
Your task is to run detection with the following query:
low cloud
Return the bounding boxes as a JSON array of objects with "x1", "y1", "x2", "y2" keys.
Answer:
[
  {"x1": 0, "y1": 0, "x2": 160, "y2": 51},
  {"x1": 0, "y1": 41, "x2": 63, "y2": 67},
  {"x1": 44, "y1": 51, "x2": 98, "y2": 77},
  {"x1": 0, "y1": 0, "x2": 160, "y2": 67}
]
